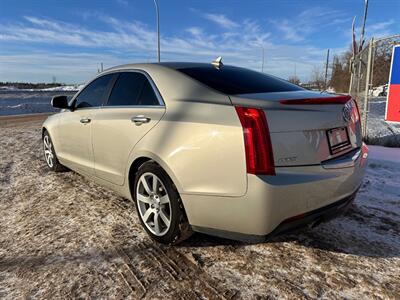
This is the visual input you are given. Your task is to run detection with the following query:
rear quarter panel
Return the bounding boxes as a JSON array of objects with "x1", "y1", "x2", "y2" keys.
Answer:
[{"x1": 133, "y1": 102, "x2": 246, "y2": 196}]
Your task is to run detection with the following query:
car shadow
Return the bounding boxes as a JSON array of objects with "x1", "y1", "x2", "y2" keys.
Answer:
[{"x1": 178, "y1": 216, "x2": 400, "y2": 259}]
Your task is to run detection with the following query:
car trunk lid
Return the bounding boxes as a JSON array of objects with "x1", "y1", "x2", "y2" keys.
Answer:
[{"x1": 230, "y1": 91, "x2": 363, "y2": 167}]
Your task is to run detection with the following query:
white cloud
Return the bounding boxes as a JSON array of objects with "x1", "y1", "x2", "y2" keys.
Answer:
[
  {"x1": 203, "y1": 13, "x2": 238, "y2": 29},
  {"x1": 186, "y1": 27, "x2": 203, "y2": 37},
  {"x1": 272, "y1": 20, "x2": 305, "y2": 42},
  {"x1": 0, "y1": 14, "x2": 335, "y2": 83},
  {"x1": 271, "y1": 7, "x2": 347, "y2": 42},
  {"x1": 366, "y1": 20, "x2": 395, "y2": 38}
]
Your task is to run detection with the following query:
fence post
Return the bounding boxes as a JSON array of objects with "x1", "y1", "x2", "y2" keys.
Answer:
[
  {"x1": 348, "y1": 58, "x2": 354, "y2": 94},
  {"x1": 362, "y1": 37, "x2": 374, "y2": 136}
]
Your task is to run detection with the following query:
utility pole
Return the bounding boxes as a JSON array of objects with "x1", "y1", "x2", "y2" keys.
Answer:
[
  {"x1": 101, "y1": 62, "x2": 103, "y2": 72},
  {"x1": 362, "y1": 37, "x2": 373, "y2": 135},
  {"x1": 349, "y1": 16, "x2": 357, "y2": 94},
  {"x1": 153, "y1": 0, "x2": 160, "y2": 62},
  {"x1": 359, "y1": 0, "x2": 369, "y2": 52},
  {"x1": 324, "y1": 49, "x2": 330, "y2": 90}
]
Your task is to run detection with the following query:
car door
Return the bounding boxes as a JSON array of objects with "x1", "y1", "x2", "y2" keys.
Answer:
[
  {"x1": 56, "y1": 73, "x2": 115, "y2": 175},
  {"x1": 91, "y1": 71, "x2": 166, "y2": 185}
]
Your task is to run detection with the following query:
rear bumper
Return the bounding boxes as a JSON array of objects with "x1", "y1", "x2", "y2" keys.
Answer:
[
  {"x1": 182, "y1": 144, "x2": 368, "y2": 241},
  {"x1": 192, "y1": 189, "x2": 357, "y2": 243},
  {"x1": 266, "y1": 187, "x2": 357, "y2": 238}
]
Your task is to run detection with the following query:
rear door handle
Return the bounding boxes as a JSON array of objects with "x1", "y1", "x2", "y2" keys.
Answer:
[
  {"x1": 131, "y1": 115, "x2": 151, "y2": 125},
  {"x1": 80, "y1": 117, "x2": 91, "y2": 124}
]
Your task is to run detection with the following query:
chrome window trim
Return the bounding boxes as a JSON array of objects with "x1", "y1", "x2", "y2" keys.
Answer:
[
  {"x1": 103, "y1": 69, "x2": 165, "y2": 107},
  {"x1": 99, "y1": 105, "x2": 165, "y2": 110},
  {"x1": 69, "y1": 68, "x2": 165, "y2": 109}
]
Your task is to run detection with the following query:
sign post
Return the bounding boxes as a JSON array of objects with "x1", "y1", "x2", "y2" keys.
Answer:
[{"x1": 385, "y1": 45, "x2": 400, "y2": 123}]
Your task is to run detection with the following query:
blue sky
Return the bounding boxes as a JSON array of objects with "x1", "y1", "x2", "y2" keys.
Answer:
[{"x1": 0, "y1": 0, "x2": 399, "y2": 83}]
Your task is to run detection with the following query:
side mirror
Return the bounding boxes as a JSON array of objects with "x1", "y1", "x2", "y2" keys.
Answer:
[{"x1": 51, "y1": 95, "x2": 71, "y2": 109}]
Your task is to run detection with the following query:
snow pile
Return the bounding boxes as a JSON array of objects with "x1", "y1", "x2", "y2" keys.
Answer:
[
  {"x1": 370, "y1": 85, "x2": 388, "y2": 97},
  {"x1": 40, "y1": 85, "x2": 83, "y2": 92},
  {"x1": 365, "y1": 97, "x2": 400, "y2": 147},
  {"x1": 0, "y1": 85, "x2": 83, "y2": 92},
  {"x1": 0, "y1": 86, "x2": 18, "y2": 91}
]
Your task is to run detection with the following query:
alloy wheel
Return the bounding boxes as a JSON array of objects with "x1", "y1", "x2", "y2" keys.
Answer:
[
  {"x1": 136, "y1": 172, "x2": 172, "y2": 236},
  {"x1": 43, "y1": 135, "x2": 54, "y2": 168}
]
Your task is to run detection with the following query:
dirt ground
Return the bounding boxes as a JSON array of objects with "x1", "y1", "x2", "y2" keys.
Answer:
[{"x1": 0, "y1": 115, "x2": 399, "y2": 299}]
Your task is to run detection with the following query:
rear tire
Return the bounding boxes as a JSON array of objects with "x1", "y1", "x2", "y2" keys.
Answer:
[
  {"x1": 43, "y1": 131, "x2": 66, "y2": 172},
  {"x1": 133, "y1": 161, "x2": 192, "y2": 245}
]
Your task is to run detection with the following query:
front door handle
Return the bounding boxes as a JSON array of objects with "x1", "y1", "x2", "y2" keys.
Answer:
[
  {"x1": 132, "y1": 115, "x2": 151, "y2": 125},
  {"x1": 80, "y1": 117, "x2": 91, "y2": 124}
]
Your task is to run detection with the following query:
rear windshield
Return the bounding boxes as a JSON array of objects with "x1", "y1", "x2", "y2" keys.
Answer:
[{"x1": 176, "y1": 65, "x2": 303, "y2": 95}]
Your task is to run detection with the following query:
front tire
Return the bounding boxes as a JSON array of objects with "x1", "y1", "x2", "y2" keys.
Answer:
[
  {"x1": 43, "y1": 131, "x2": 66, "y2": 172},
  {"x1": 133, "y1": 162, "x2": 192, "y2": 244}
]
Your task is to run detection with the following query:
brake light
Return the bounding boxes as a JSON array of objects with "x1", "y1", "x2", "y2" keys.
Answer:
[
  {"x1": 280, "y1": 95, "x2": 352, "y2": 105},
  {"x1": 235, "y1": 106, "x2": 275, "y2": 175},
  {"x1": 351, "y1": 99, "x2": 361, "y2": 122}
]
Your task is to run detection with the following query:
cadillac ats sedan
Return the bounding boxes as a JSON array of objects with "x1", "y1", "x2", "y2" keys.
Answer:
[{"x1": 42, "y1": 62, "x2": 368, "y2": 244}]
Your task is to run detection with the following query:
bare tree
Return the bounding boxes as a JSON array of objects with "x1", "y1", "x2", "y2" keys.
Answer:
[
  {"x1": 330, "y1": 46, "x2": 352, "y2": 93},
  {"x1": 310, "y1": 66, "x2": 325, "y2": 90},
  {"x1": 288, "y1": 75, "x2": 300, "y2": 85}
]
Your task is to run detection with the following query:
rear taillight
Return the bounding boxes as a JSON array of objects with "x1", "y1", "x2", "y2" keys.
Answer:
[
  {"x1": 351, "y1": 99, "x2": 361, "y2": 123},
  {"x1": 235, "y1": 106, "x2": 275, "y2": 175}
]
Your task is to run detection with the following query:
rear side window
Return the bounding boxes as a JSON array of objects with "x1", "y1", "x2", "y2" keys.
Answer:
[
  {"x1": 138, "y1": 80, "x2": 159, "y2": 105},
  {"x1": 177, "y1": 65, "x2": 303, "y2": 95},
  {"x1": 107, "y1": 72, "x2": 160, "y2": 106},
  {"x1": 75, "y1": 74, "x2": 114, "y2": 108}
]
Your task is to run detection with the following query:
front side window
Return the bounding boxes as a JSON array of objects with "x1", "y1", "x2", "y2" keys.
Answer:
[
  {"x1": 107, "y1": 72, "x2": 160, "y2": 106},
  {"x1": 74, "y1": 74, "x2": 114, "y2": 109}
]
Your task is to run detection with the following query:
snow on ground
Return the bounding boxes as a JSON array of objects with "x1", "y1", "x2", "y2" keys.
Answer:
[
  {"x1": 0, "y1": 85, "x2": 82, "y2": 92},
  {"x1": 365, "y1": 97, "x2": 400, "y2": 147},
  {"x1": 0, "y1": 116, "x2": 399, "y2": 299},
  {"x1": 368, "y1": 145, "x2": 400, "y2": 163},
  {"x1": 40, "y1": 85, "x2": 83, "y2": 92},
  {"x1": 369, "y1": 85, "x2": 388, "y2": 98}
]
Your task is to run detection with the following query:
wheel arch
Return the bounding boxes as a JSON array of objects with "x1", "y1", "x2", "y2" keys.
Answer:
[
  {"x1": 127, "y1": 154, "x2": 184, "y2": 201},
  {"x1": 41, "y1": 125, "x2": 61, "y2": 160},
  {"x1": 41, "y1": 126, "x2": 48, "y2": 137},
  {"x1": 128, "y1": 156, "x2": 152, "y2": 196}
]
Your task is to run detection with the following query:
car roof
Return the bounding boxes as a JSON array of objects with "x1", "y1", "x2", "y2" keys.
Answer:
[
  {"x1": 158, "y1": 62, "x2": 215, "y2": 69},
  {"x1": 105, "y1": 62, "x2": 228, "y2": 72}
]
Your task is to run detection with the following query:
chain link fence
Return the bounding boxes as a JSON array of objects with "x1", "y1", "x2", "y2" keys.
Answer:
[{"x1": 349, "y1": 34, "x2": 400, "y2": 146}]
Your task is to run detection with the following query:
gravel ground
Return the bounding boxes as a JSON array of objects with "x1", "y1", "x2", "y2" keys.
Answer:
[{"x1": 0, "y1": 116, "x2": 399, "y2": 299}]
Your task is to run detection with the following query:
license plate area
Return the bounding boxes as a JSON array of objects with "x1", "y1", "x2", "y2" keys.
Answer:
[{"x1": 326, "y1": 127, "x2": 352, "y2": 155}]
